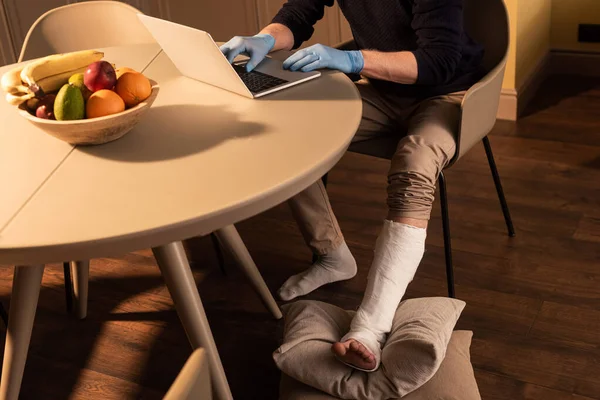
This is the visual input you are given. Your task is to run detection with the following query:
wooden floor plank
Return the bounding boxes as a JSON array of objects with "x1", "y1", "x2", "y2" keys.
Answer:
[
  {"x1": 573, "y1": 214, "x2": 600, "y2": 243},
  {"x1": 471, "y1": 330, "x2": 600, "y2": 398},
  {"x1": 529, "y1": 302, "x2": 600, "y2": 347},
  {"x1": 474, "y1": 369, "x2": 598, "y2": 400}
]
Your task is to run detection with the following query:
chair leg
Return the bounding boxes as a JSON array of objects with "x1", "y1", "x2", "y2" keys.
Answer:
[
  {"x1": 70, "y1": 261, "x2": 89, "y2": 319},
  {"x1": 215, "y1": 225, "x2": 282, "y2": 320},
  {"x1": 0, "y1": 302, "x2": 8, "y2": 327},
  {"x1": 482, "y1": 136, "x2": 516, "y2": 237},
  {"x1": 438, "y1": 171, "x2": 456, "y2": 299},
  {"x1": 0, "y1": 265, "x2": 45, "y2": 400},
  {"x1": 210, "y1": 233, "x2": 227, "y2": 276},
  {"x1": 63, "y1": 262, "x2": 73, "y2": 313},
  {"x1": 152, "y1": 242, "x2": 233, "y2": 400}
]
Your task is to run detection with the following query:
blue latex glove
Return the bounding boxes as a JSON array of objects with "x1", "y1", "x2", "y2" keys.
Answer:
[
  {"x1": 220, "y1": 34, "x2": 275, "y2": 72},
  {"x1": 282, "y1": 44, "x2": 364, "y2": 74}
]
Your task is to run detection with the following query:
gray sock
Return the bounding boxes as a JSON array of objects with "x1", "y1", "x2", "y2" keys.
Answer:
[{"x1": 278, "y1": 242, "x2": 357, "y2": 301}]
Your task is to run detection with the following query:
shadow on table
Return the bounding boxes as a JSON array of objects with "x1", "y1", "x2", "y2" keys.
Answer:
[{"x1": 79, "y1": 104, "x2": 266, "y2": 162}]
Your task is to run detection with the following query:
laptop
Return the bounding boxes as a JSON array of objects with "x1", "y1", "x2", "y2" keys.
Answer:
[{"x1": 138, "y1": 14, "x2": 321, "y2": 99}]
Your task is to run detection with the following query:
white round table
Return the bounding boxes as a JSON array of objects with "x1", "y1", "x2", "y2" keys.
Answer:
[{"x1": 0, "y1": 44, "x2": 361, "y2": 400}]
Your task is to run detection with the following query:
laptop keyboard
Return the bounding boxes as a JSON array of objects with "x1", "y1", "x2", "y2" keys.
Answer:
[{"x1": 233, "y1": 64, "x2": 288, "y2": 94}]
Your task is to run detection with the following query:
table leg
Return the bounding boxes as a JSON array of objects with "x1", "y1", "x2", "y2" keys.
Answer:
[
  {"x1": 152, "y1": 242, "x2": 233, "y2": 400},
  {"x1": 215, "y1": 225, "x2": 282, "y2": 320},
  {"x1": 70, "y1": 260, "x2": 89, "y2": 319},
  {"x1": 62, "y1": 262, "x2": 73, "y2": 312},
  {"x1": 0, "y1": 265, "x2": 45, "y2": 400},
  {"x1": 0, "y1": 302, "x2": 8, "y2": 326}
]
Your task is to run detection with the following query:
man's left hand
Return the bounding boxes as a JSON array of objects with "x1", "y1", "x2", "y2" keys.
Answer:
[{"x1": 282, "y1": 44, "x2": 364, "y2": 74}]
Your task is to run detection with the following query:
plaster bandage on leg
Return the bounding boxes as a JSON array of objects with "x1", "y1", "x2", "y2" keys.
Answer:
[{"x1": 341, "y1": 220, "x2": 426, "y2": 371}]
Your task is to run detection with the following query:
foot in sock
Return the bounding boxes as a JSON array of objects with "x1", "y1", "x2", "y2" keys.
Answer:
[
  {"x1": 278, "y1": 241, "x2": 357, "y2": 301},
  {"x1": 331, "y1": 339, "x2": 377, "y2": 371}
]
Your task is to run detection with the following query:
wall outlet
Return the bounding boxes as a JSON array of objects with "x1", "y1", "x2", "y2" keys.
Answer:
[{"x1": 578, "y1": 24, "x2": 600, "y2": 43}]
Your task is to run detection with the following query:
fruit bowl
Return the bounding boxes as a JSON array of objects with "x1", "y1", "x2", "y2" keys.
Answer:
[{"x1": 18, "y1": 80, "x2": 159, "y2": 146}]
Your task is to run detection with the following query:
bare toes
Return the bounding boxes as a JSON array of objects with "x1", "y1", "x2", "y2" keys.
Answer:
[
  {"x1": 357, "y1": 343, "x2": 367, "y2": 355},
  {"x1": 333, "y1": 339, "x2": 377, "y2": 371},
  {"x1": 332, "y1": 342, "x2": 347, "y2": 356}
]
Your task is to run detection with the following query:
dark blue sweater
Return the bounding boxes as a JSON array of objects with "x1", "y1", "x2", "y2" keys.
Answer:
[{"x1": 272, "y1": 0, "x2": 485, "y2": 99}]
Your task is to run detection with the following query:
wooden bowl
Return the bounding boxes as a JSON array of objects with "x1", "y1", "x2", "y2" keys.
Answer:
[{"x1": 18, "y1": 80, "x2": 159, "y2": 146}]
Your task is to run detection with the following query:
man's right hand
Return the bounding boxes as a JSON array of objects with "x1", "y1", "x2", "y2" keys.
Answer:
[{"x1": 220, "y1": 34, "x2": 276, "y2": 72}]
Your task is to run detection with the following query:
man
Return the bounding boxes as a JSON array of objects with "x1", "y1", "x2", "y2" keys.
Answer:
[{"x1": 221, "y1": 0, "x2": 483, "y2": 371}]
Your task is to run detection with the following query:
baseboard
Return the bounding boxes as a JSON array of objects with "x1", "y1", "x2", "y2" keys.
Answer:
[
  {"x1": 497, "y1": 88, "x2": 518, "y2": 121},
  {"x1": 517, "y1": 52, "x2": 551, "y2": 117},
  {"x1": 497, "y1": 52, "x2": 551, "y2": 121},
  {"x1": 477, "y1": 50, "x2": 597, "y2": 121},
  {"x1": 550, "y1": 50, "x2": 600, "y2": 77}
]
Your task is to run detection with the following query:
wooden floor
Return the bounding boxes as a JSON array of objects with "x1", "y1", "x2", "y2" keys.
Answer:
[{"x1": 1, "y1": 74, "x2": 599, "y2": 399}]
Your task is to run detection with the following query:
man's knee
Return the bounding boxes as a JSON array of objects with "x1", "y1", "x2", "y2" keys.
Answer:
[{"x1": 386, "y1": 136, "x2": 455, "y2": 219}]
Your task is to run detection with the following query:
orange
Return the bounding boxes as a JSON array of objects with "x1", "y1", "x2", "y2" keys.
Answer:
[
  {"x1": 86, "y1": 89, "x2": 125, "y2": 119},
  {"x1": 115, "y1": 67, "x2": 137, "y2": 79},
  {"x1": 115, "y1": 72, "x2": 152, "y2": 107}
]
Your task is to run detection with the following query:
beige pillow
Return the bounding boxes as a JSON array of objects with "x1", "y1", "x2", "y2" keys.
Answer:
[
  {"x1": 279, "y1": 331, "x2": 481, "y2": 400},
  {"x1": 273, "y1": 298, "x2": 466, "y2": 400}
]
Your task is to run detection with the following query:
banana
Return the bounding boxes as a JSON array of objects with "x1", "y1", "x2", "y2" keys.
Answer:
[
  {"x1": 3, "y1": 49, "x2": 103, "y2": 105},
  {"x1": 1, "y1": 65, "x2": 29, "y2": 95},
  {"x1": 20, "y1": 49, "x2": 103, "y2": 94},
  {"x1": 36, "y1": 66, "x2": 87, "y2": 94},
  {"x1": 5, "y1": 91, "x2": 35, "y2": 106},
  {"x1": 5, "y1": 84, "x2": 30, "y2": 95}
]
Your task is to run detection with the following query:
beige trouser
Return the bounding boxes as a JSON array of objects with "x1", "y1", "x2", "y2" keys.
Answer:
[{"x1": 288, "y1": 79, "x2": 464, "y2": 255}]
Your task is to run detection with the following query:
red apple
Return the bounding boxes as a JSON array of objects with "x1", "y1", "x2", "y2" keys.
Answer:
[
  {"x1": 35, "y1": 94, "x2": 56, "y2": 119},
  {"x1": 84, "y1": 61, "x2": 117, "y2": 92}
]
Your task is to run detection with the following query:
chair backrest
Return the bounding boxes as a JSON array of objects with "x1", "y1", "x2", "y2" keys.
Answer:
[
  {"x1": 463, "y1": 0, "x2": 509, "y2": 74},
  {"x1": 453, "y1": 0, "x2": 510, "y2": 165},
  {"x1": 19, "y1": 1, "x2": 156, "y2": 62},
  {"x1": 163, "y1": 349, "x2": 212, "y2": 400}
]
